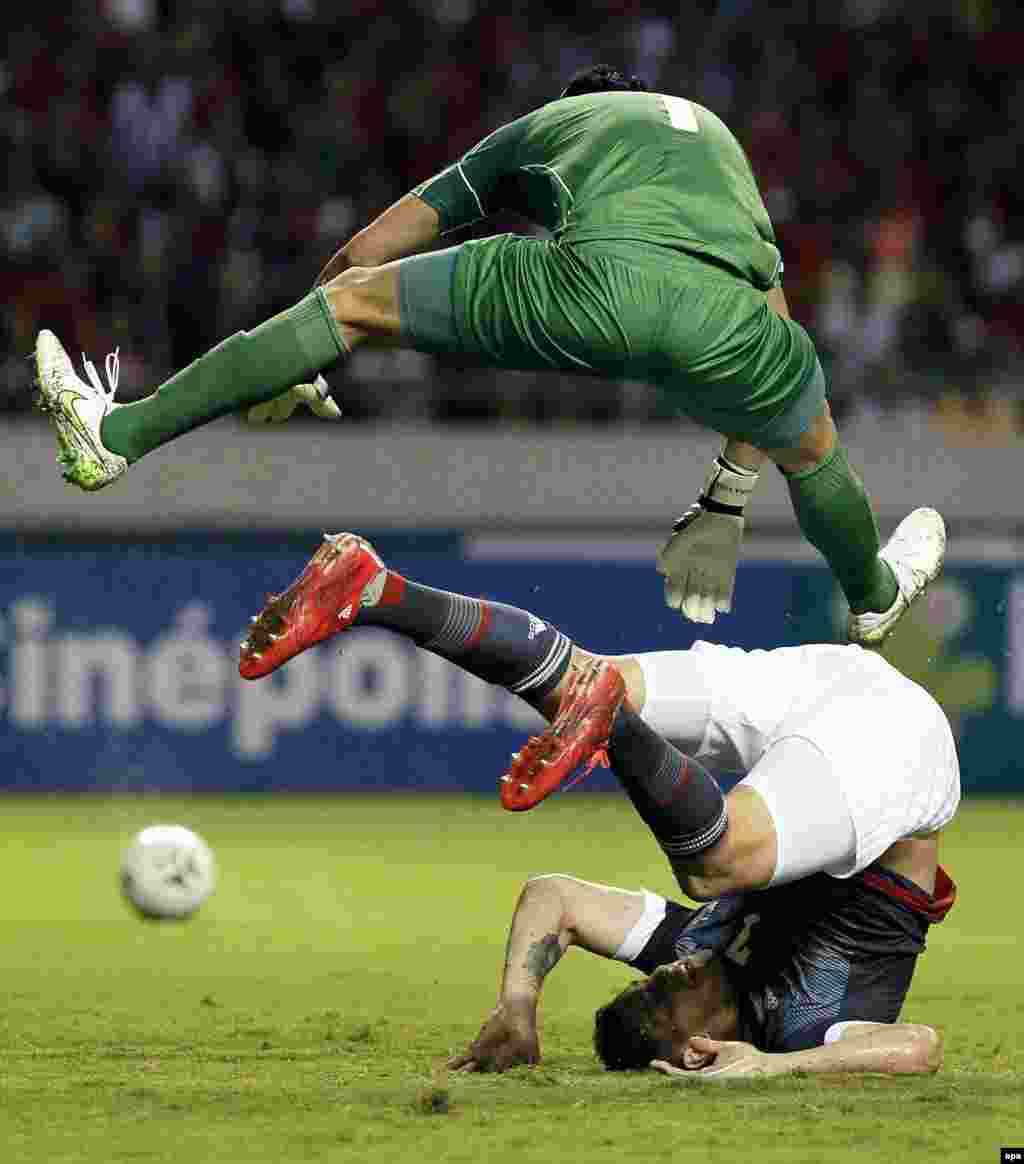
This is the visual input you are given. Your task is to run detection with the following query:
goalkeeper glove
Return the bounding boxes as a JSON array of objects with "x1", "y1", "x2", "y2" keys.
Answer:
[
  {"x1": 657, "y1": 455, "x2": 760, "y2": 624},
  {"x1": 247, "y1": 375, "x2": 342, "y2": 423}
]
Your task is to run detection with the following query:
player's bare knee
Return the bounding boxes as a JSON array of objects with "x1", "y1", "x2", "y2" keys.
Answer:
[
  {"x1": 322, "y1": 266, "x2": 401, "y2": 335},
  {"x1": 323, "y1": 267, "x2": 372, "y2": 325},
  {"x1": 670, "y1": 858, "x2": 742, "y2": 902},
  {"x1": 674, "y1": 847, "x2": 776, "y2": 901},
  {"x1": 675, "y1": 806, "x2": 776, "y2": 900},
  {"x1": 323, "y1": 266, "x2": 360, "y2": 294},
  {"x1": 673, "y1": 870, "x2": 716, "y2": 902},
  {"x1": 763, "y1": 403, "x2": 837, "y2": 473}
]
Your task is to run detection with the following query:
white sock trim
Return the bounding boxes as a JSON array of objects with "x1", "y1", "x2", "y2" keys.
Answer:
[
  {"x1": 510, "y1": 632, "x2": 572, "y2": 695},
  {"x1": 613, "y1": 890, "x2": 667, "y2": 964}
]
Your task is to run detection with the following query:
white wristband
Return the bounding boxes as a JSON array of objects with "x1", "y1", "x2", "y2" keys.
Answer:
[{"x1": 700, "y1": 457, "x2": 759, "y2": 515}]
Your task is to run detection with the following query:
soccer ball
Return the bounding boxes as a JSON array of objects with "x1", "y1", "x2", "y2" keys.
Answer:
[{"x1": 120, "y1": 825, "x2": 216, "y2": 920}]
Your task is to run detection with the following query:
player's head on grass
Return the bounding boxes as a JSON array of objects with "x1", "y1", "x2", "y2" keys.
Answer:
[
  {"x1": 593, "y1": 957, "x2": 735, "y2": 1070},
  {"x1": 593, "y1": 981, "x2": 671, "y2": 1069},
  {"x1": 558, "y1": 64, "x2": 648, "y2": 100}
]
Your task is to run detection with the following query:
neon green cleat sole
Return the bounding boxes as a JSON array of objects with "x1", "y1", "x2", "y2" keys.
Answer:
[{"x1": 34, "y1": 329, "x2": 128, "y2": 492}]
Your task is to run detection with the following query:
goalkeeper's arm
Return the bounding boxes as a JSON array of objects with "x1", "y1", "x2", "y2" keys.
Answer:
[
  {"x1": 314, "y1": 193, "x2": 441, "y2": 286},
  {"x1": 249, "y1": 194, "x2": 441, "y2": 423}
]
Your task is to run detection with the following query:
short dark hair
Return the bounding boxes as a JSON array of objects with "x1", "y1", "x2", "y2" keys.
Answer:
[
  {"x1": 559, "y1": 64, "x2": 648, "y2": 100},
  {"x1": 593, "y1": 982, "x2": 668, "y2": 1071}
]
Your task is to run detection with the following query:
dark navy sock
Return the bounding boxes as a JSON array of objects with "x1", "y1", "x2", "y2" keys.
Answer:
[
  {"x1": 608, "y1": 707, "x2": 728, "y2": 860},
  {"x1": 357, "y1": 574, "x2": 572, "y2": 708}
]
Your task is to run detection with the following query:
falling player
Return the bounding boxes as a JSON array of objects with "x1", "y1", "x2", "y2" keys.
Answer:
[{"x1": 233, "y1": 532, "x2": 959, "y2": 1077}]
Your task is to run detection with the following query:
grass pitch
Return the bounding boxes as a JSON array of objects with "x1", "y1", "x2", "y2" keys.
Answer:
[{"x1": 1, "y1": 795, "x2": 1021, "y2": 1164}]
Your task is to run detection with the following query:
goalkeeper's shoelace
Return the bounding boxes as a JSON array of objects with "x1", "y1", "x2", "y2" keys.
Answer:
[{"x1": 81, "y1": 348, "x2": 120, "y2": 406}]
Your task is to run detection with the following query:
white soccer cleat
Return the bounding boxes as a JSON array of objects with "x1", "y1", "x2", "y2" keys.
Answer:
[
  {"x1": 847, "y1": 507, "x2": 946, "y2": 647},
  {"x1": 34, "y1": 329, "x2": 128, "y2": 491}
]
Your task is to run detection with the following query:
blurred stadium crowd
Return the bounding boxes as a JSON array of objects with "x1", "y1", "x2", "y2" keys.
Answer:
[{"x1": 2, "y1": 0, "x2": 1022, "y2": 427}]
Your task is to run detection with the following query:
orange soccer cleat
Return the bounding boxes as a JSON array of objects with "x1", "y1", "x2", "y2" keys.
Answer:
[
  {"x1": 239, "y1": 533, "x2": 386, "y2": 679},
  {"x1": 500, "y1": 658, "x2": 626, "y2": 811}
]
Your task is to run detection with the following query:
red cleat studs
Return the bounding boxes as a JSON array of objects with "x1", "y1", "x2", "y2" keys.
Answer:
[
  {"x1": 499, "y1": 659, "x2": 625, "y2": 812},
  {"x1": 238, "y1": 533, "x2": 385, "y2": 680}
]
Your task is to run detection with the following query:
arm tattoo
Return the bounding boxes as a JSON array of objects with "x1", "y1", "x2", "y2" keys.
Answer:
[{"x1": 524, "y1": 934, "x2": 563, "y2": 985}]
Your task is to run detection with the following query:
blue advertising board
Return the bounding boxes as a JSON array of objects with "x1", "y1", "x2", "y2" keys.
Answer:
[{"x1": 0, "y1": 531, "x2": 1019, "y2": 794}]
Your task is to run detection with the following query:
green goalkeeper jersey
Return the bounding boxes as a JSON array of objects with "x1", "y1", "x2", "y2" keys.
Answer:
[{"x1": 413, "y1": 90, "x2": 782, "y2": 292}]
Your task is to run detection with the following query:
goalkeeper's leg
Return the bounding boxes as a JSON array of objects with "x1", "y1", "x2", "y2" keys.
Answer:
[
  {"x1": 34, "y1": 264, "x2": 405, "y2": 489},
  {"x1": 100, "y1": 267, "x2": 403, "y2": 464},
  {"x1": 763, "y1": 403, "x2": 945, "y2": 646}
]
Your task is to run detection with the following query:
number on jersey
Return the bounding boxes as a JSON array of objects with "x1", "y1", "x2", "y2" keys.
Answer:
[
  {"x1": 661, "y1": 95, "x2": 699, "y2": 134},
  {"x1": 724, "y1": 912, "x2": 761, "y2": 966}
]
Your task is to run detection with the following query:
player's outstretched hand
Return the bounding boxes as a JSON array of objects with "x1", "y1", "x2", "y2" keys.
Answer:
[
  {"x1": 448, "y1": 1002, "x2": 540, "y2": 1074},
  {"x1": 657, "y1": 455, "x2": 758, "y2": 624},
  {"x1": 247, "y1": 375, "x2": 342, "y2": 423},
  {"x1": 657, "y1": 505, "x2": 745, "y2": 624},
  {"x1": 650, "y1": 1035, "x2": 769, "y2": 1080}
]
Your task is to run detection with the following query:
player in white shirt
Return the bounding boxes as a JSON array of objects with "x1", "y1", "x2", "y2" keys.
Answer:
[
  {"x1": 447, "y1": 643, "x2": 959, "y2": 1079},
  {"x1": 238, "y1": 531, "x2": 960, "y2": 1076}
]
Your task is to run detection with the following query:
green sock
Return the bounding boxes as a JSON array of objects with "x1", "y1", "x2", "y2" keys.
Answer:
[
  {"x1": 101, "y1": 289, "x2": 347, "y2": 463},
  {"x1": 785, "y1": 441, "x2": 898, "y2": 615}
]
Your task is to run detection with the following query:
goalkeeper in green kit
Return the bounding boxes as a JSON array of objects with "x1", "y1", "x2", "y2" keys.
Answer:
[{"x1": 35, "y1": 64, "x2": 943, "y2": 650}]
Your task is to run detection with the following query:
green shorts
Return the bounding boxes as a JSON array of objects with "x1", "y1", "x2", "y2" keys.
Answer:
[{"x1": 398, "y1": 235, "x2": 825, "y2": 448}]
